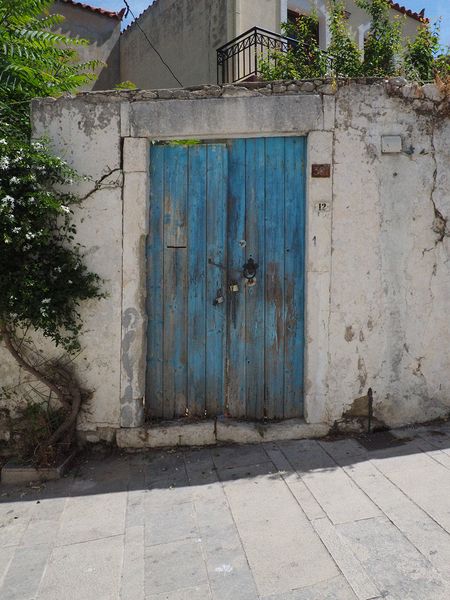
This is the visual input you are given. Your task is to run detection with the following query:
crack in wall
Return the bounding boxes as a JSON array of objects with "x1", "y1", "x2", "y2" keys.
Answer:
[{"x1": 429, "y1": 122, "x2": 449, "y2": 246}]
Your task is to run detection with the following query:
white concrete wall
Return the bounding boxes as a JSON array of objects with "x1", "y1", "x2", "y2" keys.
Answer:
[
  {"x1": 1, "y1": 79, "x2": 449, "y2": 444},
  {"x1": 51, "y1": 2, "x2": 121, "y2": 91},
  {"x1": 120, "y1": 0, "x2": 229, "y2": 89}
]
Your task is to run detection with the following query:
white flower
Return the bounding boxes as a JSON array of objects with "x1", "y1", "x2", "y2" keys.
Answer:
[
  {"x1": 12, "y1": 227, "x2": 20, "y2": 234},
  {"x1": 0, "y1": 157, "x2": 10, "y2": 170},
  {"x1": 2, "y1": 195, "x2": 14, "y2": 207},
  {"x1": 42, "y1": 298, "x2": 50, "y2": 304},
  {"x1": 25, "y1": 232, "x2": 35, "y2": 240},
  {"x1": 32, "y1": 141, "x2": 44, "y2": 150},
  {"x1": 60, "y1": 205, "x2": 70, "y2": 214},
  {"x1": 10, "y1": 176, "x2": 19, "y2": 184},
  {"x1": 0, "y1": 139, "x2": 7, "y2": 145}
]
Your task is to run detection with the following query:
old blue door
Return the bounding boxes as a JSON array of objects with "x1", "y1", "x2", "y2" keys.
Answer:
[{"x1": 146, "y1": 137, "x2": 306, "y2": 420}]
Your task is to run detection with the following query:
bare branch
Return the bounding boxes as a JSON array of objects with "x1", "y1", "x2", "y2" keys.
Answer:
[{"x1": 0, "y1": 323, "x2": 71, "y2": 411}]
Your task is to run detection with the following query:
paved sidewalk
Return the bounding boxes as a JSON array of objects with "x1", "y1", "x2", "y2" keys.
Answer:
[{"x1": 2, "y1": 424, "x2": 450, "y2": 599}]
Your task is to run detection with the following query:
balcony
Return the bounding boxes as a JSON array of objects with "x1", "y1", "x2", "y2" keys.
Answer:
[{"x1": 216, "y1": 27, "x2": 299, "y2": 85}]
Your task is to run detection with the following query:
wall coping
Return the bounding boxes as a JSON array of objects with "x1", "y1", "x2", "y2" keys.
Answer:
[{"x1": 32, "y1": 78, "x2": 449, "y2": 113}]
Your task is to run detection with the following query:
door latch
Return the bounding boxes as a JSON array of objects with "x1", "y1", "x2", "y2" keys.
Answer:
[
  {"x1": 213, "y1": 289, "x2": 224, "y2": 306},
  {"x1": 229, "y1": 281, "x2": 239, "y2": 293}
]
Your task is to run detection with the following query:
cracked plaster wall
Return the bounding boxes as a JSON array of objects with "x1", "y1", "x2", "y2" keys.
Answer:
[
  {"x1": 329, "y1": 83, "x2": 450, "y2": 427},
  {"x1": 1, "y1": 80, "x2": 449, "y2": 441}
]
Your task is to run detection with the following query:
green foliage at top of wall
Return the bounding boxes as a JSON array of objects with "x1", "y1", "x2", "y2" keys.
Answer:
[{"x1": 259, "y1": 0, "x2": 450, "y2": 83}]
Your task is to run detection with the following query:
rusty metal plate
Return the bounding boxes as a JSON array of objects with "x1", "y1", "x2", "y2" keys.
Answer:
[{"x1": 311, "y1": 164, "x2": 331, "y2": 178}]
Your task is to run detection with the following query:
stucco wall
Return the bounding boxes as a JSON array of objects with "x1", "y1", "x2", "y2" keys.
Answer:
[
  {"x1": 236, "y1": 0, "x2": 283, "y2": 34},
  {"x1": 1, "y1": 78, "x2": 449, "y2": 444},
  {"x1": 120, "y1": 0, "x2": 229, "y2": 89},
  {"x1": 0, "y1": 98, "x2": 125, "y2": 437},
  {"x1": 329, "y1": 83, "x2": 450, "y2": 427},
  {"x1": 51, "y1": 1, "x2": 121, "y2": 90},
  {"x1": 285, "y1": 0, "x2": 422, "y2": 49}
]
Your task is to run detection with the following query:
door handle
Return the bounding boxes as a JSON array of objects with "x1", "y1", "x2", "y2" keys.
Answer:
[{"x1": 242, "y1": 257, "x2": 258, "y2": 280}]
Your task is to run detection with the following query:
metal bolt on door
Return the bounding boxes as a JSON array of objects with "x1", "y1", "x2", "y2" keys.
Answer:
[{"x1": 146, "y1": 137, "x2": 306, "y2": 420}]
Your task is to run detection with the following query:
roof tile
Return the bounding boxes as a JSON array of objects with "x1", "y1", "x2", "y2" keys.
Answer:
[
  {"x1": 58, "y1": 0, "x2": 126, "y2": 20},
  {"x1": 388, "y1": 1, "x2": 428, "y2": 23}
]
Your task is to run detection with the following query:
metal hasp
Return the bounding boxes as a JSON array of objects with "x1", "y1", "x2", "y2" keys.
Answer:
[{"x1": 214, "y1": 289, "x2": 224, "y2": 306}]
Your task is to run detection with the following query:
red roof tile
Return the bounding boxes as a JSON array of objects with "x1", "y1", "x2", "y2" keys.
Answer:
[
  {"x1": 388, "y1": 1, "x2": 428, "y2": 23},
  {"x1": 58, "y1": 0, "x2": 126, "y2": 20}
]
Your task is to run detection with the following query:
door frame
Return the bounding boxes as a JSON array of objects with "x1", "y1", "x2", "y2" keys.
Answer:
[{"x1": 120, "y1": 99, "x2": 333, "y2": 429}]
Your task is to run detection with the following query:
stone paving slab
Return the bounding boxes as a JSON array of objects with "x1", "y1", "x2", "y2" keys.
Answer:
[
  {"x1": 37, "y1": 536, "x2": 124, "y2": 600},
  {"x1": 2, "y1": 425, "x2": 450, "y2": 599},
  {"x1": 261, "y1": 575, "x2": 358, "y2": 600},
  {"x1": 337, "y1": 516, "x2": 450, "y2": 600}
]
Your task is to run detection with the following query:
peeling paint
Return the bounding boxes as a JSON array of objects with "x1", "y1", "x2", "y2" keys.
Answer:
[{"x1": 345, "y1": 326, "x2": 355, "y2": 342}]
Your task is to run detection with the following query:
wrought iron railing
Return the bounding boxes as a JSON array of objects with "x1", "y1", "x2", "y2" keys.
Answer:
[{"x1": 216, "y1": 27, "x2": 299, "y2": 85}]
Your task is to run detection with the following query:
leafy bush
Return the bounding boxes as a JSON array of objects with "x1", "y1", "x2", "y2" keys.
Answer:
[
  {"x1": 404, "y1": 22, "x2": 444, "y2": 82},
  {"x1": 356, "y1": 0, "x2": 402, "y2": 76},
  {"x1": 0, "y1": 0, "x2": 100, "y2": 138},
  {"x1": 327, "y1": 0, "x2": 362, "y2": 77},
  {"x1": 259, "y1": 0, "x2": 449, "y2": 83},
  {"x1": 0, "y1": 138, "x2": 104, "y2": 353},
  {"x1": 259, "y1": 13, "x2": 327, "y2": 80}
]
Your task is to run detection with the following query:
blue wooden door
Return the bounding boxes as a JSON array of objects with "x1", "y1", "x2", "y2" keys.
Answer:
[{"x1": 146, "y1": 137, "x2": 306, "y2": 420}]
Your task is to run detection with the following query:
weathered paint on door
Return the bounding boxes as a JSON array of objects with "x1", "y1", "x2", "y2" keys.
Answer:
[{"x1": 146, "y1": 137, "x2": 306, "y2": 420}]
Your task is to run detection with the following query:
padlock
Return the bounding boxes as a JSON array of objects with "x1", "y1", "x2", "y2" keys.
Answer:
[{"x1": 229, "y1": 282, "x2": 239, "y2": 293}]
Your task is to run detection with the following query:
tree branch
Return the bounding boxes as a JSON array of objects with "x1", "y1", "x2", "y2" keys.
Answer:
[{"x1": 0, "y1": 323, "x2": 71, "y2": 412}]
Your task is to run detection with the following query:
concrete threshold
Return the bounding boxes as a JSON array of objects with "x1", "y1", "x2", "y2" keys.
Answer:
[{"x1": 116, "y1": 418, "x2": 329, "y2": 449}]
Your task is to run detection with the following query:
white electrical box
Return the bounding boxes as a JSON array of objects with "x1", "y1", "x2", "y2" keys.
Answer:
[{"x1": 381, "y1": 135, "x2": 402, "y2": 154}]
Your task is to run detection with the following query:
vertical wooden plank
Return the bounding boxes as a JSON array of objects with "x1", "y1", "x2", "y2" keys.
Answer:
[
  {"x1": 264, "y1": 137, "x2": 285, "y2": 419},
  {"x1": 146, "y1": 145, "x2": 164, "y2": 417},
  {"x1": 206, "y1": 144, "x2": 228, "y2": 416},
  {"x1": 187, "y1": 145, "x2": 207, "y2": 417},
  {"x1": 284, "y1": 137, "x2": 306, "y2": 418},
  {"x1": 245, "y1": 138, "x2": 266, "y2": 419},
  {"x1": 163, "y1": 147, "x2": 188, "y2": 418},
  {"x1": 226, "y1": 139, "x2": 247, "y2": 418},
  {"x1": 164, "y1": 146, "x2": 188, "y2": 247}
]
